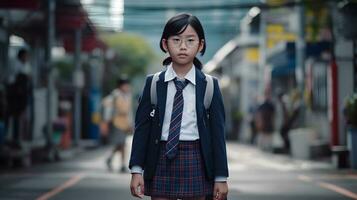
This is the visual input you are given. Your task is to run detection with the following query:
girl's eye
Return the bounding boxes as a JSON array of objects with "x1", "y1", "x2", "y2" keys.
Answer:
[{"x1": 187, "y1": 39, "x2": 195, "y2": 44}]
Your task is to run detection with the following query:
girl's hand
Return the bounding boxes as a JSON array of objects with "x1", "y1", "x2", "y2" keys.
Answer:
[
  {"x1": 130, "y1": 173, "x2": 145, "y2": 198},
  {"x1": 213, "y1": 182, "x2": 228, "y2": 200}
]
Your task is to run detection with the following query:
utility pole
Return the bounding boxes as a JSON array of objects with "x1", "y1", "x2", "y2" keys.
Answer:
[
  {"x1": 259, "y1": 9, "x2": 267, "y2": 95},
  {"x1": 296, "y1": 3, "x2": 306, "y2": 92},
  {"x1": 73, "y1": 28, "x2": 83, "y2": 146},
  {"x1": 45, "y1": 0, "x2": 55, "y2": 151},
  {"x1": 353, "y1": 39, "x2": 357, "y2": 92}
]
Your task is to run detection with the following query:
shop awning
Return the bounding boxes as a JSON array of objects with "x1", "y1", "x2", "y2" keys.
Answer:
[
  {"x1": 0, "y1": 0, "x2": 105, "y2": 52},
  {"x1": 268, "y1": 41, "x2": 330, "y2": 77},
  {"x1": 204, "y1": 35, "x2": 259, "y2": 73},
  {"x1": 63, "y1": 34, "x2": 106, "y2": 53},
  {"x1": 56, "y1": 7, "x2": 87, "y2": 30},
  {"x1": 0, "y1": 0, "x2": 40, "y2": 10}
]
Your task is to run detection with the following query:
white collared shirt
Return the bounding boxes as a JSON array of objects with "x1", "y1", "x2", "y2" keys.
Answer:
[
  {"x1": 131, "y1": 64, "x2": 227, "y2": 182},
  {"x1": 161, "y1": 63, "x2": 200, "y2": 141}
]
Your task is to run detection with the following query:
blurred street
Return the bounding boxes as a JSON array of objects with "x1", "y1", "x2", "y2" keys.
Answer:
[
  {"x1": 1, "y1": 0, "x2": 357, "y2": 199},
  {"x1": 1, "y1": 138, "x2": 356, "y2": 200}
]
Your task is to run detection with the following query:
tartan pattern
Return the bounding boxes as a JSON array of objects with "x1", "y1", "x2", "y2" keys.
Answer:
[
  {"x1": 165, "y1": 78, "x2": 189, "y2": 159},
  {"x1": 145, "y1": 140, "x2": 213, "y2": 199}
]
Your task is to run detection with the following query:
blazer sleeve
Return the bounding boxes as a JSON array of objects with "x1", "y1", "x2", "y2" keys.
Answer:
[
  {"x1": 209, "y1": 78, "x2": 229, "y2": 178},
  {"x1": 129, "y1": 75, "x2": 153, "y2": 169}
]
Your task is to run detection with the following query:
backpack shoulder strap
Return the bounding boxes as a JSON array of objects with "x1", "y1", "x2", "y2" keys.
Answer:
[
  {"x1": 151, "y1": 71, "x2": 213, "y2": 109},
  {"x1": 204, "y1": 74, "x2": 214, "y2": 110},
  {"x1": 150, "y1": 71, "x2": 161, "y2": 106}
]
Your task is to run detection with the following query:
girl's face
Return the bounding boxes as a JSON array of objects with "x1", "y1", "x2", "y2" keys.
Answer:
[{"x1": 162, "y1": 25, "x2": 204, "y2": 66}]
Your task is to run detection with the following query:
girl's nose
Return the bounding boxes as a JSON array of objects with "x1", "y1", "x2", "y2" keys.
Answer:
[{"x1": 179, "y1": 40, "x2": 187, "y2": 49}]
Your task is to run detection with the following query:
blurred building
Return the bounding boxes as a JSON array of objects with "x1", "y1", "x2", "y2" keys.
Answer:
[
  {"x1": 123, "y1": 0, "x2": 261, "y2": 64},
  {"x1": 204, "y1": 0, "x2": 357, "y2": 168},
  {"x1": 0, "y1": 0, "x2": 106, "y2": 166}
]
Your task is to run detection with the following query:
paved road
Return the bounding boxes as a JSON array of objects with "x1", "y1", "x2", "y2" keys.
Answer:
[{"x1": 1, "y1": 139, "x2": 357, "y2": 200}]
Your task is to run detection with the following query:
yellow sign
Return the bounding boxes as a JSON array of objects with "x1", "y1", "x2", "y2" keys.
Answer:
[
  {"x1": 266, "y1": 24, "x2": 296, "y2": 48},
  {"x1": 244, "y1": 48, "x2": 259, "y2": 63}
]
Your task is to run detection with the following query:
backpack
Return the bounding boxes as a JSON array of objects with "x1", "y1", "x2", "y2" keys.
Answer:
[
  {"x1": 149, "y1": 71, "x2": 214, "y2": 118},
  {"x1": 111, "y1": 90, "x2": 132, "y2": 132}
]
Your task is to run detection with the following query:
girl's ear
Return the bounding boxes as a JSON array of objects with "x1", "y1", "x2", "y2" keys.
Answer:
[
  {"x1": 198, "y1": 39, "x2": 205, "y2": 53},
  {"x1": 162, "y1": 39, "x2": 168, "y2": 52}
]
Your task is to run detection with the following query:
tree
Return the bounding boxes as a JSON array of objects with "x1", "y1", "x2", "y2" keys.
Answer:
[{"x1": 101, "y1": 32, "x2": 157, "y2": 78}]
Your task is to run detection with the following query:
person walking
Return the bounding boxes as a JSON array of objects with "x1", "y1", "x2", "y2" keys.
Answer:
[
  {"x1": 255, "y1": 91, "x2": 275, "y2": 152},
  {"x1": 106, "y1": 77, "x2": 133, "y2": 173}
]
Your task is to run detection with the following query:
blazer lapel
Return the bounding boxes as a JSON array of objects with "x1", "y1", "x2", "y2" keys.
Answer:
[
  {"x1": 195, "y1": 68, "x2": 206, "y2": 131},
  {"x1": 157, "y1": 70, "x2": 167, "y2": 126}
]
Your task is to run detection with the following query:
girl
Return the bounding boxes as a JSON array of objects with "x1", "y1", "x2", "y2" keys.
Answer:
[{"x1": 129, "y1": 13, "x2": 228, "y2": 200}]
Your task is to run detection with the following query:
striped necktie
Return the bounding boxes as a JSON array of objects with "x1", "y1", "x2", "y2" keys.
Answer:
[{"x1": 165, "y1": 78, "x2": 189, "y2": 159}]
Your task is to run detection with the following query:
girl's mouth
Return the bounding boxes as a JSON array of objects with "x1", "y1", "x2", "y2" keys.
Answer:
[{"x1": 177, "y1": 54, "x2": 188, "y2": 58}]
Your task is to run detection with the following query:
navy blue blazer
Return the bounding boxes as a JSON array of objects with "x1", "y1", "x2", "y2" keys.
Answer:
[{"x1": 129, "y1": 67, "x2": 229, "y2": 181}]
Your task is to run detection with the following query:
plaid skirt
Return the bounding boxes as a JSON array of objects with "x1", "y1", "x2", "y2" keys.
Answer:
[{"x1": 144, "y1": 140, "x2": 213, "y2": 199}]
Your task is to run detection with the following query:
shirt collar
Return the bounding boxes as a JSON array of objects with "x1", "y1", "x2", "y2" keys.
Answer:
[{"x1": 164, "y1": 63, "x2": 196, "y2": 85}]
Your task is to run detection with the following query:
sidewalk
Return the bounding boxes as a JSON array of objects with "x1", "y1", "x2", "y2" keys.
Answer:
[
  {"x1": 226, "y1": 142, "x2": 357, "y2": 200},
  {"x1": 226, "y1": 141, "x2": 335, "y2": 172},
  {"x1": 0, "y1": 138, "x2": 102, "y2": 172}
]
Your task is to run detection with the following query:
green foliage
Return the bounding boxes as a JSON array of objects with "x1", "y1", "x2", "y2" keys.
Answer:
[
  {"x1": 100, "y1": 32, "x2": 157, "y2": 78},
  {"x1": 344, "y1": 93, "x2": 357, "y2": 127},
  {"x1": 55, "y1": 59, "x2": 73, "y2": 82}
]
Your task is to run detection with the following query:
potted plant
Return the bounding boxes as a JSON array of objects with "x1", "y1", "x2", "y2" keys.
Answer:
[{"x1": 344, "y1": 93, "x2": 357, "y2": 168}]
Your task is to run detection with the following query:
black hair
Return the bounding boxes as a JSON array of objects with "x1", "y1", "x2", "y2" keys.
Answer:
[
  {"x1": 160, "y1": 13, "x2": 206, "y2": 69},
  {"x1": 17, "y1": 48, "x2": 27, "y2": 60},
  {"x1": 116, "y1": 77, "x2": 129, "y2": 87}
]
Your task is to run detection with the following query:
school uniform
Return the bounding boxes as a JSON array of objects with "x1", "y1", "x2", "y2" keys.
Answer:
[{"x1": 129, "y1": 64, "x2": 228, "y2": 198}]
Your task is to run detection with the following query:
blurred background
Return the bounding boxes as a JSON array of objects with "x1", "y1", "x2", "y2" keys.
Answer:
[{"x1": 0, "y1": 0, "x2": 357, "y2": 200}]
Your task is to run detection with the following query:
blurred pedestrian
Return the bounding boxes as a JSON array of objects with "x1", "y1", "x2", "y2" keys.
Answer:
[
  {"x1": 280, "y1": 89, "x2": 303, "y2": 153},
  {"x1": 6, "y1": 73, "x2": 31, "y2": 148},
  {"x1": 248, "y1": 96, "x2": 259, "y2": 144},
  {"x1": 276, "y1": 92, "x2": 289, "y2": 153},
  {"x1": 6, "y1": 48, "x2": 32, "y2": 85},
  {"x1": 255, "y1": 91, "x2": 275, "y2": 151},
  {"x1": 4, "y1": 48, "x2": 33, "y2": 148},
  {"x1": 106, "y1": 77, "x2": 133, "y2": 173},
  {"x1": 129, "y1": 13, "x2": 228, "y2": 200}
]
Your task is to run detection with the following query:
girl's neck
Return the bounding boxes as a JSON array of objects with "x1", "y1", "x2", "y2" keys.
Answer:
[{"x1": 172, "y1": 62, "x2": 194, "y2": 78}]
